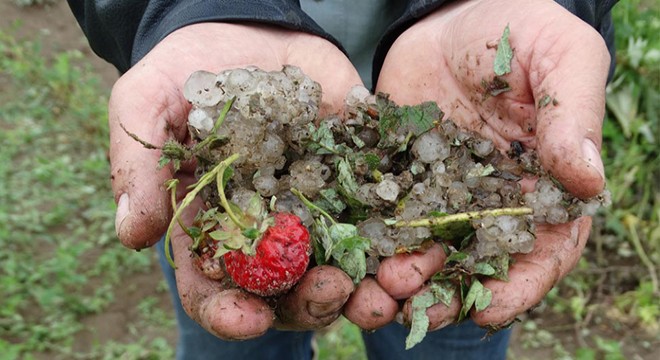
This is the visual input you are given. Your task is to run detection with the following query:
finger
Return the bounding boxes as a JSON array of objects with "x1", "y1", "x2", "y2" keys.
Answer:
[
  {"x1": 344, "y1": 276, "x2": 399, "y2": 330},
  {"x1": 171, "y1": 197, "x2": 274, "y2": 339},
  {"x1": 377, "y1": 243, "x2": 446, "y2": 299},
  {"x1": 109, "y1": 66, "x2": 190, "y2": 249},
  {"x1": 471, "y1": 217, "x2": 592, "y2": 327},
  {"x1": 402, "y1": 286, "x2": 461, "y2": 332},
  {"x1": 528, "y1": 9, "x2": 610, "y2": 199},
  {"x1": 275, "y1": 265, "x2": 354, "y2": 330}
]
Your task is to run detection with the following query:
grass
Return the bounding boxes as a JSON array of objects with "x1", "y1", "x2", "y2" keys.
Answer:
[
  {"x1": 0, "y1": 30, "x2": 175, "y2": 359},
  {"x1": 0, "y1": 1, "x2": 658, "y2": 359},
  {"x1": 510, "y1": 1, "x2": 659, "y2": 358}
]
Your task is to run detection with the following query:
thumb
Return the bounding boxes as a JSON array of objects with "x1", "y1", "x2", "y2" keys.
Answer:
[
  {"x1": 530, "y1": 22, "x2": 610, "y2": 199},
  {"x1": 109, "y1": 68, "x2": 190, "y2": 249}
]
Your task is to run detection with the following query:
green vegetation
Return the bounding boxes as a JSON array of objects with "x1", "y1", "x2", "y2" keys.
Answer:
[
  {"x1": 0, "y1": 31, "x2": 175, "y2": 359},
  {"x1": 511, "y1": 1, "x2": 659, "y2": 358},
  {"x1": 0, "y1": 1, "x2": 657, "y2": 359}
]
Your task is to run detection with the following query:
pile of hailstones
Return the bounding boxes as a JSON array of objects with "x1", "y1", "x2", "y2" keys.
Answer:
[{"x1": 183, "y1": 65, "x2": 610, "y2": 274}]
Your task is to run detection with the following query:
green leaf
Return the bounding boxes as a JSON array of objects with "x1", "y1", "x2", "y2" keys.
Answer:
[
  {"x1": 575, "y1": 347, "x2": 597, "y2": 360},
  {"x1": 488, "y1": 253, "x2": 511, "y2": 281},
  {"x1": 221, "y1": 166, "x2": 234, "y2": 188},
  {"x1": 494, "y1": 24, "x2": 513, "y2": 76},
  {"x1": 329, "y1": 223, "x2": 359, "y2": 245},
  {"x1": 327, "y1": 223, "x2": 370, "y2": 283},
  {"x1": 208, "y1": 230, "x2": 233, "y2": 241},
  {"x1": 315, "y1": 188, "x2": 347, "y2": 214},
  {"x1": 307, "y1": 122, "x2": 351, "y2": 155},
  {"x1": 312, "y1": 217, "x2": 334, "y2": 264},
  {"x1": 459, "y1": 279, "x2": 492, "y2": 321},
  {"x1": 397, "y1": 102, "x2": 442, "y2": 136},
  {"x1": 335, "y1": 157, "x2": 363, "y2": 207},
  {"x1": 446, "y1": 251, "x2": 469, "y2": 263},
  {"x1": 473, "y1": 262, "x2": 496, "y2": 276},
  {"x1": 431, "y1": 220, "x2": 474, "y2": 242},
  {"x1": 245, "y1": 193, "x2": 266, "y2": 220},
  {"x1": 338, "y1": 247, "x2": 367, "y2": 283},
  {"x1": 430, "y1": 281, "x2": 456, "y2": 307},
  {"x1": 241, "y1": 227, "x2": 260, "y2": 240},
  {"x1": 375, "y1": 93, "x2": 399, "y2": 139},
  {"x1": 405, "y1": 291, "x2": 440, "y2": 349},
  {"x1": 475, "y1": 286, "x2": 492, "y2": 312}
]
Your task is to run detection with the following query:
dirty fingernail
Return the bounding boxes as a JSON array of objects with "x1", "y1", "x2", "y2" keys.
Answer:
[
  {"x1": 581, "y1": 139, "x2": 605, "y2": 180},
  {"x1": 308, "y1": 300, "x2": 343, "y2": 318},
  {"x1": 115, "y1": 193, "x2": 129, "y2": 237}
]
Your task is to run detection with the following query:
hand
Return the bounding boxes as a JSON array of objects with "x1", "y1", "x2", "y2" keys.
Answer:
[
  {"x1": 109, "y1": 23, "x2": 360, "y2": 339},
  {"x1": 344, "y1": 0, "x2": 610, "y2": 330}
]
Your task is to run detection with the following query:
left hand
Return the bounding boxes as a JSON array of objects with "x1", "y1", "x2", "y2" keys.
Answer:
[{"x1": 344, "y1": 0, "x2": 610, "y2": 329}]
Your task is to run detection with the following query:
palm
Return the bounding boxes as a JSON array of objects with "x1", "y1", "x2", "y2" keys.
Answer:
[{"x1": 378, "y1": 0, "x2": 609, "y2": 198}]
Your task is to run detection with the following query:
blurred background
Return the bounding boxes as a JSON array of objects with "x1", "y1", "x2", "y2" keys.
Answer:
[{"x1": 0, "y1": 1, "x2": 657, "y2": 359}]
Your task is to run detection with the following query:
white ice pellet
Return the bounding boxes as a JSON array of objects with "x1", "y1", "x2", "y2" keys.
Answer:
[
  {"x1": 472, "y1": 139, "x2": 495, "y2": 157},
  {"x1": 546, "y1": 205, "x2": 569, "y2": 224},
  {"x1": 376, "y1": 179, "x2": 400, "y2": 202},
  {"x1": 253, "y1": 174, "x2": 279, "y2": 197},
  {"x1": 345, "y1": 85, "x2": 371, "y2": 109},
  {"x1": 187, "y1": 107, "x2": 214, "y2": 133},
  {"x1": 225, "y1": 68, "x2": 256, "y2": 93},
  {"x1": 507, "y1": 231, "x2": 535, "y2": 254},
  {"x1": 399, "y1": 200, "x2": 426, "y2": 220},
  {"x1": 412, "y1": 182, "x2": 426, "y2": 195},
  {"x1": 184, "y1": 70, "x2": 223, "y2": 107},
  {"x1": 497, "y1": 215, "x2": 519, "y2": 234},
  {"x1": 366, "y1": 255, "x2": 380, "y2": 274},
  {"x1": 412, "y1": 130, "x2": 450, "y2": 164}
]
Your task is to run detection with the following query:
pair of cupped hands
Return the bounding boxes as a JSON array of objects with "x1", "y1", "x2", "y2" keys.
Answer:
[{"x1": 109, "y1": 0, "x2": 610, "y2": 340}]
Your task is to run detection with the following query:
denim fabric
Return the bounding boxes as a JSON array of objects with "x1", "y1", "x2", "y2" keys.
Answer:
[{"x1": 156, "y1": 240, "x2": 511, "y2": 360}]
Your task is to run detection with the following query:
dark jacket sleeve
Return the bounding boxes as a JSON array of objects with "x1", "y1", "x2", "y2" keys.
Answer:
[
  {"x1": 67, "y1": 0, "x2": 340, "y2": 74},
  {"x1": 372, "y1": 0, "x2": 619, "y2": 85},
  {"x1": 68, "y1": 0, "x2": 618, "y2": 79}
]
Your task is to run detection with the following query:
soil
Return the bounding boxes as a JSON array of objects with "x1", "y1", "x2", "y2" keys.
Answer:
[
  {"x1": 1, "y1": 1, "x2": 175, "y2": 356},
  {"x1": 3, "y1": 2, "x2": 657, "y2": 359}
]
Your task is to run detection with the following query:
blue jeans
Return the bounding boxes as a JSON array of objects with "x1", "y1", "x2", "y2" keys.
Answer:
[{"x1": 157, "y1": 240, "x2": 511, "y2": 359}]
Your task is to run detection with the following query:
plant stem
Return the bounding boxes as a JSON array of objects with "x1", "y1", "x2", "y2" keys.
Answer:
[
  {"x1": 216, "y1": 159, "x2": 248, "y2": 230},
  {"x1": 163, "y1": 153, "x2": 241, "y2": 268},
  {"x1": 193, "y1": 97, "x2": 236, "y2": 152},
  {"x1": 394, "y1": 207, "x2": 533, "y2": 228},
  {"x1": 290, "y1": 187, "x2": 337, "y2": 225},
  {"x1": 624, "y1": 214, "x2": 659, "y2": 293}
]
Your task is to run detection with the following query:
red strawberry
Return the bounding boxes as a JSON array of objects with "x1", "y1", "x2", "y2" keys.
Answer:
[{"x1": 223, "y1": 212, "x2": 311, "y2": 296}]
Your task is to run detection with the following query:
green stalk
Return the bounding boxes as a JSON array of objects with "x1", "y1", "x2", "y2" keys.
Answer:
[
  {"x1": 216, "y1": 160, "x2": 248, "y2": 230},
  {"x1": 291, "y1": 187, "x2": 337, "y2": 225},
  {"x1": 163, "y1": 153, "x2": 241, "y2": 268},
  {"x1": 192, "y1": 97, "x2": 236, "y2": 152},
  {"x1": 394, "y1": 207, "x2": 533, "y2": 228}
]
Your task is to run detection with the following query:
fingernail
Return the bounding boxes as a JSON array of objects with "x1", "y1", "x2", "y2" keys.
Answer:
[
  {"x1": 307, "y1": 300, "x2": 342, "y2": 318},
  {"x1": 115, "y1": 193, "x2": 129, "y2": 237},
  {"x1": 581, "y1": 139, "x2": 605, "y2": 180}
]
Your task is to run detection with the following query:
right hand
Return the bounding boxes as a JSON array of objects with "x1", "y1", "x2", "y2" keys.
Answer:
[
  {"x1": 109, "y1": 22, "x2": 361, "y2": 339},
  {"x1": 344, "y1": 0, "x2": 610, "y2": 332}
]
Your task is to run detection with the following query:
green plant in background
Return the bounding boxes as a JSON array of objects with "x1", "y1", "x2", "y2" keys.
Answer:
[
  {"x1": 0, "y1": 30, "x2": 173, "y2": 358},
  {"x1": 525, "y1": 1, "x2": 659, "y2": 358},
  {"x1": 601, "y1": 0, "x2": 659, "y2": 326}
]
